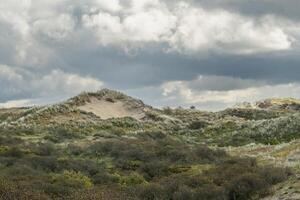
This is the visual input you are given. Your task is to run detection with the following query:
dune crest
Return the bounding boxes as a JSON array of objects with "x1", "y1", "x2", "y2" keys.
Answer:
[{"x1": 78, "y1": 97, "x2": 146, "y2": 120}]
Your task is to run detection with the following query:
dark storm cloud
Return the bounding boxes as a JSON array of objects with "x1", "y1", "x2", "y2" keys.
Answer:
[{"x1": 54, "y1": 44, "x2": 300, "y2": 88}]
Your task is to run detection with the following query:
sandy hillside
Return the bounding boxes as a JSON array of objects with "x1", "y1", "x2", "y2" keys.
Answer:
[{"x1": 78, "y1": 97, "x2": 146, "y2": 120}]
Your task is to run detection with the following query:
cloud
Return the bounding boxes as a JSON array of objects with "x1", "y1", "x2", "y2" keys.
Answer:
[
  {"x1": 32, "y1": 69, "x2": 103, "y2": 95},
  {"x1": 188, "y1": 0, "x2": 300, "y2": 22},
  {"x1": 32, "y1": 14, "x2": 76, "y2": 41},
  {"x1": 162, "y1": 75, "x2": 267, "y2": 94},
  {"x1": 0, "y1": 65, "x2": 103, "y2": 102},
  {"x1": 0, "y1": 99, "x2": 33, "y2": 108},
  {"x1": 0, "y1": 0, "x2": 31, "y2": 36},
  {"x1": 160, "y1": 76, "x2": 300, "y2": 110},
  {"x1": 0, "y1": 0, "x2": 297, "y2": 67},
  {"x1": 0, "y1": 97, "x2": 66, "y2": 108},
  {"x1": 0, "y1": 65, "x2": 23, "y2": 82},
  {"x1": 161, "y1": 76, "x2": 258, "y2": 104},
  {"x1": 0, "y1": 0, "x2": 300, "y2": 109},
  {"x1": 169, "y1": 3, "x2": 292, "y2": 54},
  {"x1": 82, "y1": 1, "x2": 294, "y2": 54},
  {"x1": 0, "y1": 65, "x2": 25, "y2": 98},
  {"x1": 94, "y1": 0, "x2": 122, "y2": 12},
  {"x1": 82, "y1": 2, "x2": 176, "y2": 46}
]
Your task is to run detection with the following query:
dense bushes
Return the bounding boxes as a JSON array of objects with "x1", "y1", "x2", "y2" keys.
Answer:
[
  {"x1": 2, "y1": 146, "x2": 23, "y2": 158},
  {"x1": 133, "y1": 157, "x2": 290, "y2": 200},
  {"x1": 189, "y1": 120, "x2": 209, "y2": 130},
  {"x1": 65, "y1": 186, "x2": 136, "y2": 200},
  {"x1": 51, "y1": 170, "x2": 93, "y2": 189},
  {"x1": 44, "y1": 127, "x2": 83, "y2": 143},
  {"x1": 86, "y1": 134, "x2": 229, "y2": 181},
  {"x1": 0, "y1": 129, "x2": 291, "y2": 199},
  {"x1": 0, "y1": 178, "x2": 51, "y2": 200},
  {"x1": 1, "y1": 94, "x2": 299, "y2": 199}
]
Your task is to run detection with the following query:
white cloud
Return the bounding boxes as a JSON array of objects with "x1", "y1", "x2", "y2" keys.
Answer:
[
  {"x1": 94, "y1": 0, "x2": 122, "y2": 12},
  {"x1": 0, "y1": 65, "x2": 23, "y2": 82},
  {"x1": 0, "y1": 99, "x2": 31, "y2": 108},
  {"x1": 0, "y1": 65, "x2": 103, "y2": 102},
  {"x1": 32, "y1": 69, "x2": 103, "y2": 95},
  {"x1": 0, "y1": 0, "x2": 31, "y2": 36},
  {"x1": 82, "y1": 12, "x2": 122, "y2": 46},
  {"x1": 161, "y1": 76, "x2": 300, "y2": 110},
  {"x1": 0, "y1": 1, "x2": 54, "y2": 66},
  {"x1": 32, "y1": 14, "x2": 75, "y2": 41},
  {"x1": 127, "y1": 0, "x2": 161, "y2": 12},
  {"x1": 169, "y1": 3, "x2": 292, "y2": 54},
  {"x1": 0, "y1": 0, "x2": 296, "y2": 68},
  {"x1": 122, "y1": 9, "x2": 176, "y2": 42},
  {"x1": 0, "y1": 97, "x2": 65, "y2": 108},
  {"x1": 82, "y1": 0, "x2": 294, "y2": 54},
  {"x1": 82, "y1": 2, "x2": 176, "y2": 46},
  {"x1": 0, "y1": 65, "x2": 25, "y2": 97}
]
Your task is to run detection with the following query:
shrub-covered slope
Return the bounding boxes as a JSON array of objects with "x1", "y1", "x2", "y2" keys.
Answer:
[{"x1": 0, "y1": 89, "x2": 299, "y2": 199}]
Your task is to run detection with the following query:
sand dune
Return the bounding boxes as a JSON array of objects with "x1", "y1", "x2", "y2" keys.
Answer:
[{"x1": 78, "y1": 97, "x2": 145, "y2": 120}]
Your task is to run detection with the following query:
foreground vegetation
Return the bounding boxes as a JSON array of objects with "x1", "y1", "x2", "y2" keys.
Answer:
[
  {"x1": 0, "y1": 129, "x2": 291, "y2": 199},
  {"x1": 0, "y1": 90, "x2": 299, "y2": 199}
]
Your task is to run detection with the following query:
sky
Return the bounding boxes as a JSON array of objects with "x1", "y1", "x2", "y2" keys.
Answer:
[{"x1": 0, "y1": 0, "x2": 300, "y2": 110}]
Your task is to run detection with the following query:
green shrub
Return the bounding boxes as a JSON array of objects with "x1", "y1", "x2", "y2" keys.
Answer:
[
  {"x1": 66, "y1": 186, "x2": 135, "y2": 200},
  {"x1": 194, "y1": 146, "x2": 227, "y2": 163},
  {"x1": 163, "y1": 107, "x2": 173, "y2": 115},
  {"x1": 3, "y1": 147, "x2": 23, "y2": 158},
  {"x1": 119, "y1": 172, "x2": 146, "y2": 186},
  {"x1": 29, "y1": 156, "x2": 58, "y2": 172},
  {"x1": 259, "y1": 166, "x2": 291, "y2": 185},
  {"x1": 67, "y1": 144, "x2": 84, "y2": 156},
  {"x1": 46, "y1": 170, "x2": 93, "y2": 196},
  {"x1": 45, "y1": 127, "x2": 81, "y2": 143},
  {"x1": 34, "y1": 142, "x2": 56, "y2": 156},
  {"x1": 51, "y1": 171, "x2": 89, "y2": 187},
  {"x1": 92, "y1": 172, "x2": 119, "y2": 184},
  {"x1": 140, "y1": 161, "x2": 170, "y2": 180},
  {"x1": 193, "y1": 185, "x2": 226, "y2": 200},
  {"x1": 135, "y1": 183, "x2": 166, "y2": 200},
  {"x1": 189, "y1": 121, "x2": 208, "y2": 130},
  {"x1": 172, "y1": 185, "x2": 193, "y2": 200},
  {"x1": 0, "y1": 178, "x2": 51, "y2": 200},
  {"x1": 227, "y1": 174, "x2": 268, "y2": 200}
]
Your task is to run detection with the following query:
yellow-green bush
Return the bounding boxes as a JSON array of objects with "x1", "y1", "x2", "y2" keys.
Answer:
[
  {"x1": 119, "y1": 172, "x2": 146, "y2": 186},
  {"x1": 51, "y1": 170, "x2": 93, "y2": 189}
]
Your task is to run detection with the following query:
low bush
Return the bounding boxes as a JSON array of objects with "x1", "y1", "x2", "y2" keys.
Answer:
[
  {"x1": 33, "y1": 142, "x2": 56, "y2": 156},
  {"x1": 133, "y1": 157, "x2": 290, "y2": 200},
  {"x1": 92, "y1": 171, "x2": 119, "y2": 185},
  {"x1": 189, "y1": 121, "x2": 208, "y2": 130},
  {"x1": 0, "y1": 178, "x2": 51, "y2": 200},
  {"x1": 2, "y1": 147, "x2": 23, "y2": 158},
  {"x1": 44, "y1": 171, "x2": 93, "y2": 197},
  {"x1": 119, "y1": 172, "x2": 146, "y2": 186}
]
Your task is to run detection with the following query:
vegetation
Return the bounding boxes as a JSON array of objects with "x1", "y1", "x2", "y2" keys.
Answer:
[
  {"x1": 0, "y1": 129, "x2": 291, "y2": 199},
  {"x1": 0, "y1": 89, "x2": 299, "y2": 199}
]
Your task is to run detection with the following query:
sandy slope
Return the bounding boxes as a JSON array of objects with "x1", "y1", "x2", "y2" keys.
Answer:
[{"x1": 78, "y1": 97, "x2": 145, "y2": 120}]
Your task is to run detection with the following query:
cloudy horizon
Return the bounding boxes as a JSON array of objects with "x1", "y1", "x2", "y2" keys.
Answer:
[{"x1": 1, "y1": 0, "x2": 300, "y2": 110}]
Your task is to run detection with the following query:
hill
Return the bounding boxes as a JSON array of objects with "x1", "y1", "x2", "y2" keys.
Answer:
[
  {"x1": 70, "y1": 89, "x2": 152, "y2": 120},
  {"x1": 0, "y1": 89, "x2": 299, "y2": 199}
]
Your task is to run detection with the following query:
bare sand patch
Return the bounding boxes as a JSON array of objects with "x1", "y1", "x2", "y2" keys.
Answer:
[{"x1": 78, "y1": 97, "x2": 145, "y2": 120}]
